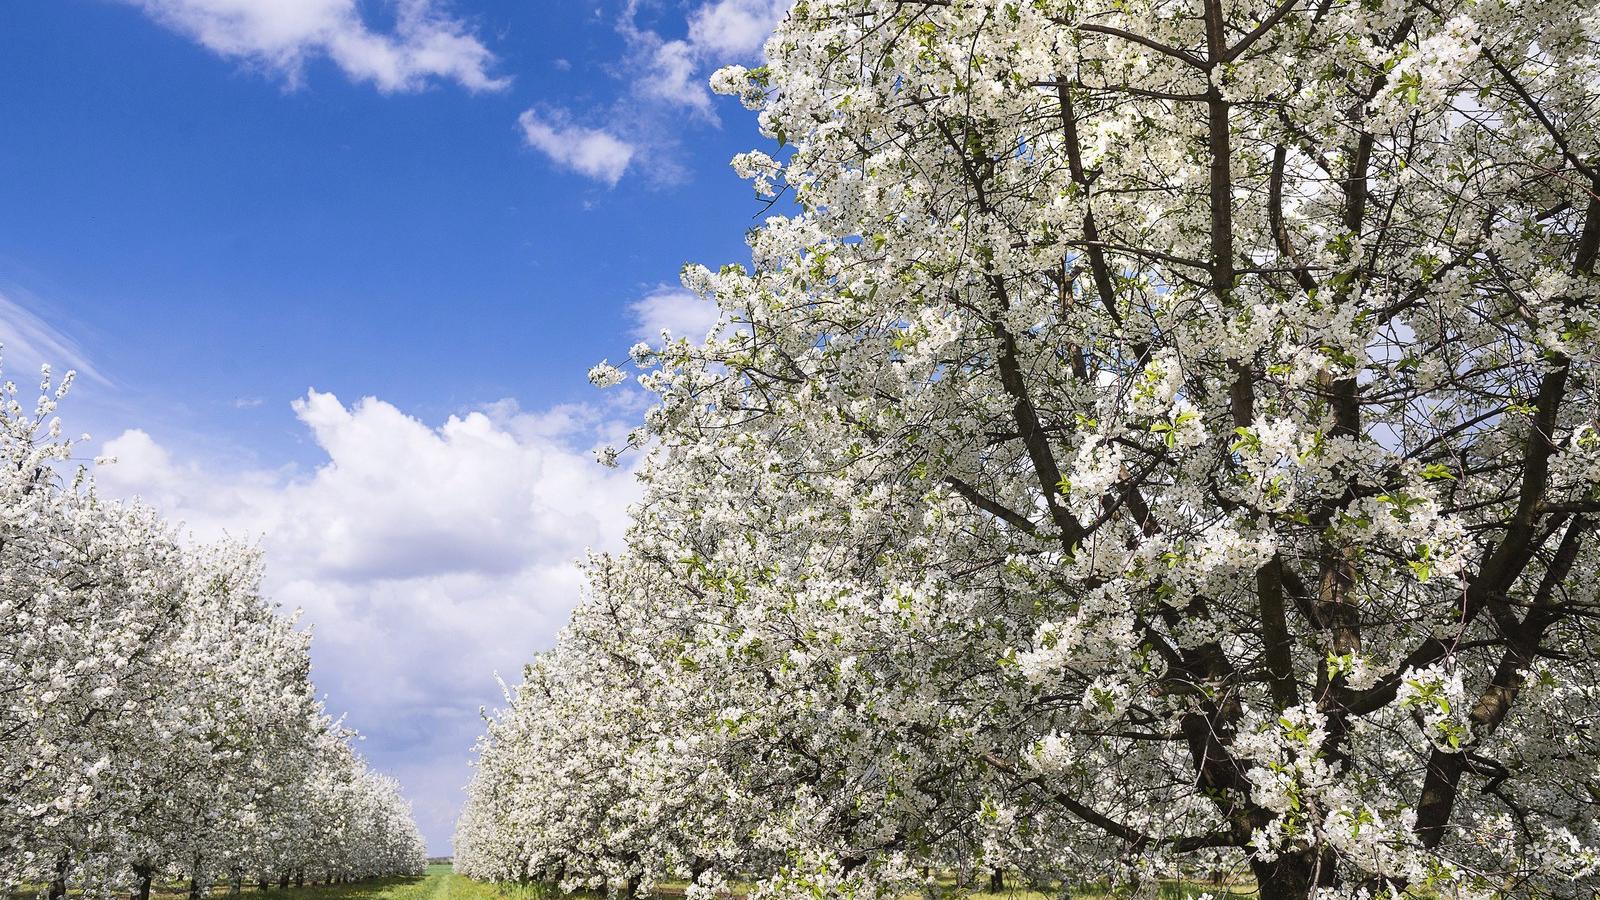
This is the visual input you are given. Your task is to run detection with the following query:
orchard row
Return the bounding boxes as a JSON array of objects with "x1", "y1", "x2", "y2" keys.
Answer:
[
  {"x1": 456, "y1": 0, "x2": 1600, "y2": 898},
  {"x1": 2, "y1": 367, "x2": 427, "y2": 898}
]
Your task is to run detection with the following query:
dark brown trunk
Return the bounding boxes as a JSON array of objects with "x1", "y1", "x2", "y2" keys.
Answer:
[
  {"x1": 278, "y1": 873, "x2": 290, "y2": 890},
  {"x1": 188, "y1": 853, "x2": 205, "y2": 900},
  {"x1": 1250, "y1": 851, "x2": 1317, "y2": 900},
  {"x1": 48, "y1": 853, "x2": 70, "y2": 900},
  {"x1": 988, "y1": 869, "x2": 1004, "y2": 894},
  {"x1": 133, "y1": 865, "x2": 154, "y2": 900},
  {"x1": 295, "y1": 871, "x2": 304, "y2": 888}
]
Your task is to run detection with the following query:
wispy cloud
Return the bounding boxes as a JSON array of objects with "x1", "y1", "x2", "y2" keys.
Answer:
[
  {"x1": 122, "y1": 0, "x2": 507, "y2": 93},
  {"x1": 619, "y1": 0, "x2": 790, "y2": 118},
  {"x1": 517, "y1": 110, "x2": 636, "y2": 186},
  {"x1": 502, "y1": 0, "x2": 788, "y2": 187},
  {"x1": 0, "y1": 291, "x2": 108, "y2": 386}
]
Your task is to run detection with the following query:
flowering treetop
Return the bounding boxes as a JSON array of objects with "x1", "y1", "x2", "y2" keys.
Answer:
[{"x1": 458, "y1": 1, "x2": 1600, "y2": 897}]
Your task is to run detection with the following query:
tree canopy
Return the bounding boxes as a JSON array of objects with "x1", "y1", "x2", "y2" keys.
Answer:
[
  {"x1": 457, "y1": 0, "x2": 1600, "y2": 897},
  {"x1": 2, "y1": 365, "x2": 428, "y2": 896}
]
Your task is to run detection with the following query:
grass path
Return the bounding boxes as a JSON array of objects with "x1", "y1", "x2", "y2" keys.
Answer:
[
  {"x1": 316, "y1": 866, "x2": 556, "y2": 900},
  {"x1": 305, "y1": 864, "x2": 512, "y2": 900},
  {"x1": 290, "y1": 866, "x2": 504, "y2": 900},
  {"x1": 264, "y1": 866, "x2": 459, "y2": 900}
]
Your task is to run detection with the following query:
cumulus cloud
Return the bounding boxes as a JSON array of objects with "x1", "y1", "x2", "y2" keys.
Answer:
[
  {"x1": 95, "y1": 390, "x2": 641, "y2": 852},
  {"x1": 620, "y1": 0, "x2": 790, "y2": 117},
  {"x1": 122, "y1": 0, "x2": 507, "y2": 92},
  {"x1": 517, "y1": 110, "x2": 636, "y2": 186},
  {"x1": 629, "y1": 285, "x2": 722, "y2": 343}
]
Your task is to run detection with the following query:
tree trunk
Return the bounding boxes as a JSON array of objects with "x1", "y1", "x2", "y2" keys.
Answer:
[
  {"x1": 259, "y1": 876, "x2": 270, "y2": 892},
  {"x1": 295, "y1": 871, "x2": 304, "y2": 888},
  {"x1": 229, "y1": 869, "x2": 242, "y2": 895},
  {"x1": 278, "y1": 873, "x2": 290, "y2": 890},
  {"x1": 987, "y1": 870, "x2": 1003, "y2": 894},
  {"x1": 189, "y1": 853, "x2": 205, "y2": 900},
  {"x1": 48, "y1": 852, "x2": 70, "y2": 900},
  {"x1": 1250, "y1": 850, "x2": 1323, "y2": 900},
  {"x1": 133, "y1": 864, "x2": 154, "y2": 900}
]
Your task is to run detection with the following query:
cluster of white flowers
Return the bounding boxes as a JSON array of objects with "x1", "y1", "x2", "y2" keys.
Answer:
[
  {"x1": 709, "y1": 65, "x2": 767, "y2": 111},
  {"x1": 0, "y1": 363, "x2": 427, "y2": 897},
  {"x1": 586, "y1": 361, "x2": 627, "y2": 389},
  {"x1": 458, "y1": 0, "x2": 1600, "y2": 897},
  {"x1": 730, "y1": 151, "x2": 782, "y2": 199}
]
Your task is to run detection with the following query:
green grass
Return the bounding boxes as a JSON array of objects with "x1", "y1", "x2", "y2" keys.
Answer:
[
  {"x1": 226, "y1": 865, "x2": 535, "y2": 900},
  {"x1": 287, "y1": 866, "x2": 592, "y2": 900}
]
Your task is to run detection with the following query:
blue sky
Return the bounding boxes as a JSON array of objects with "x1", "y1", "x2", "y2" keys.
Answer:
[{"x1": 2, "y1": 0, "x2": 786, "y2": 854}]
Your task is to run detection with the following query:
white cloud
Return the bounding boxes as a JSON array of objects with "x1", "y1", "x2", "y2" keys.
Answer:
[
  {"x1": 640, "y1": 39, "x2": 708, "y2": 115},
  {"x1": 518, "y1": 0, "x2": 786, "y2": 186},
  {"x1": 0, "y1": 291, "x2": 108, "y2": 387},
  {"x1": 620, "y1": 0, "x2": 790, "y2": 116},
  {"x1": 517, "y1": 110, "x2": 636, "y2": 186},
  {"x1": 629, "y1": 285, "x2": 722, "y2": 343},
  {"x1": 687, "y1": 0, "x2": 789, "y2": 57},
  {"x1": 95, "y1": 390, "x2": 642, "y2": 852},
  {"x1": 124, "y1": 0, "x2": 507, "y2": 93}
]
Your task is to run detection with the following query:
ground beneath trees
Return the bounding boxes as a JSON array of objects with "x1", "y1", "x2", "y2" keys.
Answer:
[
  {"x1": 12, "y1": 865, "x2": 1247, "y2": 900},
  {"x1": 212, "y1": 867, "x2": 499, "y2": 900},
  {"x1": 284, "y1": 867, "x2": 1245, "y2": 900}
]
